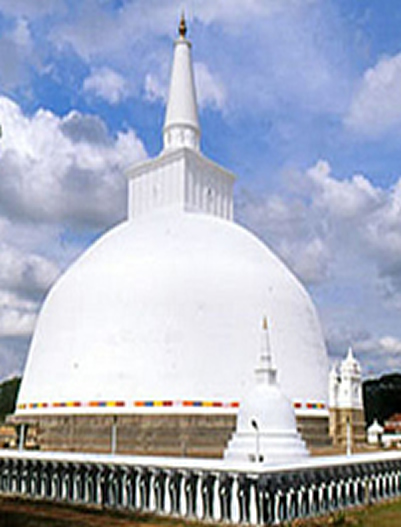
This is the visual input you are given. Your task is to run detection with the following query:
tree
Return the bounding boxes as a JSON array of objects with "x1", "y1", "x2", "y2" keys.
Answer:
[
  {"x1": 0, "y1": 377, "x2": 21, "y2": 422},
  {"x1": 363, "y1": 373, "x2": 401, "y2": 426}
]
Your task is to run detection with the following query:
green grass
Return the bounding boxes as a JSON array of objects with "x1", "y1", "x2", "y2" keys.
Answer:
[
  {"x1": 0, "y1": 496, "x2": 401, "y2": 526},
  {"x1": 352, "y1": 499, "x2": 401, "y2": 527},
  {"x1": 293, "y1": 497, "x2": 401, "y2": 526}
]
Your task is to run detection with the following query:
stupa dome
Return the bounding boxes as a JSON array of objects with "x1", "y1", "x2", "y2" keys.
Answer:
[
  {"x1": 237, "y1": 384, "x2": 297, "y2": 433},
  {"x1": 17, "y1": 206, "x2": 328, "y2": 414},
  {"x1": 16, "y1": 17, "x2": 328, "y2": 421}
]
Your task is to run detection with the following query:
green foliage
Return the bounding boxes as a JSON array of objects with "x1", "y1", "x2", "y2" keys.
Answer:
[
  {"x1": 0, "y1": 377, "x2": 21, "y2": 422},
  {"x1": 363, "y1": 373, "x2": 401, "y2": 426},
  {"x1": 330, "y1": 511, "x2": 346, "y2": 525}
]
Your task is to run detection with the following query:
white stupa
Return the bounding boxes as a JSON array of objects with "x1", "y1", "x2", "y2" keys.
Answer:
[
  {"x1": 224, "y1": 318, "x2": 309, "y2": 464},
  {"x1": 16, "y1": 17, "x2": 328, "y2": 434}
]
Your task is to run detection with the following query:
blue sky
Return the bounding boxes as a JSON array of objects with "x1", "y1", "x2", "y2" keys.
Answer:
[{"x1": 0, "y1": 0, "x2": 401, "y2": 380}]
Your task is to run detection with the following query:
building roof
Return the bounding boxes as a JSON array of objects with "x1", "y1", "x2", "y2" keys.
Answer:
[
  {"x1": 368, "y1": 419, "x2": 384, "y2": 434},
  {"x1": 341, "y1": 346, "x2": 361, "y2": 376},
  {"x1": 387, "y1": 413, "x2": 401, "y2": 423},
  {"x1": 384, "y1": 413, "x2": 401, "y2": 433}
]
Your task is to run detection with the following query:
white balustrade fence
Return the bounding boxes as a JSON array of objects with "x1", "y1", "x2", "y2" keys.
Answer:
[{"x1": 0, "y1": 450, "x2": 399, "y2": 525}]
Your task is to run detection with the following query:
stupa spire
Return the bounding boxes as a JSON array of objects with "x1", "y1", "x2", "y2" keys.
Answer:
[
  {"x1": 346, "y1": 346, "x2": 354, "y2": 361},
  {"x1": 163, "y1": 14, "x2": 200, "y2": 151},
  {"x1": 255, "y1": 317, "x2": 277, "y2": 385},
  {"x1": 179, "y1": 11, "x2": 187, "y2": 38}
]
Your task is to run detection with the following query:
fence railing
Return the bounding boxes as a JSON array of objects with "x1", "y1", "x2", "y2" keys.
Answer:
[{"x1": 0, "y1": 450, "x2": 400, "y2": 524}]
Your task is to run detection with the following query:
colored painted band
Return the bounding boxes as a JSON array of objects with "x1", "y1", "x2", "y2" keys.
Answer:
[{"x1": 17, "y1": 400, "x2": 325, "y2": 411}]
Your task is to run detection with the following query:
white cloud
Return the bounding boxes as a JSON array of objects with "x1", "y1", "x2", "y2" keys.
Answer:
[
  {"x1": 305, "y1": 162, "x2": 400, "y2": 289},
  {"x1": 194, "y1": 62, "x2": 226, "y2": 110},
  {"x1": 0, "y1": 289, "x2": 38, "y2": 338},
  {"x1": 192, "y1": 1, "x2": 348, "y2": 117},
  {"x1": 345, "y1": 53, "x2": 401, "y2": 137},
  {"x1": 144, "y1": 73, "x2": 167, "y2": 103},
  {"x1": 11, "y1": 17, "x2": 32, "y2": 49},
  {"x1": 0, "y1": 0, "x2": 346, "y2": 134},
  {"x1": 0, "y1": 244, "x2": 59, "y2": 340},
  {"x1": 0, "y1": 96, "x2": 146, "y2": 227},
  {"x1": 0, "y1": 307, "x2": 36, "y2": 338},
  {"x1": 356, "y1": 335, "x2": 401, "y2": 376},
  {"x1": 52, "y1": 0, "x2": 319, "y2": 59},
  {"x1": 306, "y1": 160, "x2": 383, "y2": 219},
  {"x1": 0, "y1": 244, "x2": 59, "y2": 299},
  {"x1": 238, "y1": 159, "x2": 401, "y2": 376},
  {"x1": 45, "y1": 0, "x2": 342, "y2": 120},
  {"x1": 0, "y1": 0, "x2": 59, "y2": 18},
  {"x1": 0, "y1": 96, "x2": 147, "y2": 380},
  {"x1": 191, "y1": 0, "x2": 319, "y2": 26},
  {"x1": 0, "y1": 16, "x2": 37, "y2": 89},
  {"x1": 379, "y1": 336, "x2": 401, "y2": 354},
  {"x1": 286, "y1": 237, "x2": 330, "y2": 285},
  {"x1": 83, "y1": 67, "x2": 128, "y2": 105}
]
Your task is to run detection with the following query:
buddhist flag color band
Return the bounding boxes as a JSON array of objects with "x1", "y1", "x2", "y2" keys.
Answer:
[{"x1": 17, "y1": 400, "x2": 326, "y2": 411}]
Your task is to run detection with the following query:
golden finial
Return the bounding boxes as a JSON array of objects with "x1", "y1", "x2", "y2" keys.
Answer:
[
  {"x1": 179, "y1": 12, "x2": 187, "y2": 38},
  {"x1": 262, "y1": 316, "x2": 268, "y2": 330}
]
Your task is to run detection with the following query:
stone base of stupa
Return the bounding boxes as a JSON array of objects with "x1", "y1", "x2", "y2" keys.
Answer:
[
  {"x1": 9, "y1": 413, "x2": 330, "y2": 457},
  {"x1": 224, "y1": 429, "x2": 309, "y2": 465}
]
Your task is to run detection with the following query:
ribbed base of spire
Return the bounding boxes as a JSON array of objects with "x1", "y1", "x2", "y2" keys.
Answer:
[{"x1": 224, "y1": 429, "x2": 309, "y2": 465}]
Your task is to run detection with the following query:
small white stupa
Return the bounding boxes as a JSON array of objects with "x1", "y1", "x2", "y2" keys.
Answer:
[{"x1": 224, "y1": 318, "x2": 309, "y2": 465}]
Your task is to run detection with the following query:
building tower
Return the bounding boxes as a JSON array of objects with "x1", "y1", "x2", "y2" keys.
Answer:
[{"x1": 329, "y1": 348, "x2": 366, "y2": 448}]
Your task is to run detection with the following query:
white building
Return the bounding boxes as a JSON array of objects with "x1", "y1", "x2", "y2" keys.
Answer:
[
  {"x1": 330, "y1": 347, "x2": 363, "y2": 410},
  {"x1": 13, "y1": 17, "x2": 330, "y2": 455},
  {"x1": 367, "y1": 419, "x2": 384, "y2": 445},
  {"x1": 329, "y1": 348, "x2": 366, "y2": 447}
]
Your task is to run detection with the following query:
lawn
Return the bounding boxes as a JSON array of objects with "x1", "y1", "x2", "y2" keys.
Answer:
[
  {"x1": 0, "y1": 496, "x2": 401, "y2": 526},
  {"x1": 293, "y1": 497, "x2": 401, "y2": 526}
]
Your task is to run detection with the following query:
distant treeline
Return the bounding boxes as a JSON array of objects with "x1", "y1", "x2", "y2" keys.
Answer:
[
  {"x1": 363, "y1": 373, "x2": 401, "y2": 426},
  {"x1": 0, "y1": 377, "x2": 21, "y2": 423}
]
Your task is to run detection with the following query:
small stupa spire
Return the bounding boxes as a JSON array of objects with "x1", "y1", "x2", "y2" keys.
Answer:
[
  {"x1": 163, "y1": 14, "x2": 200, "y2": 151},
  {"x1": 255, "y1": 317, "x2": 277, "y2": 385}
]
